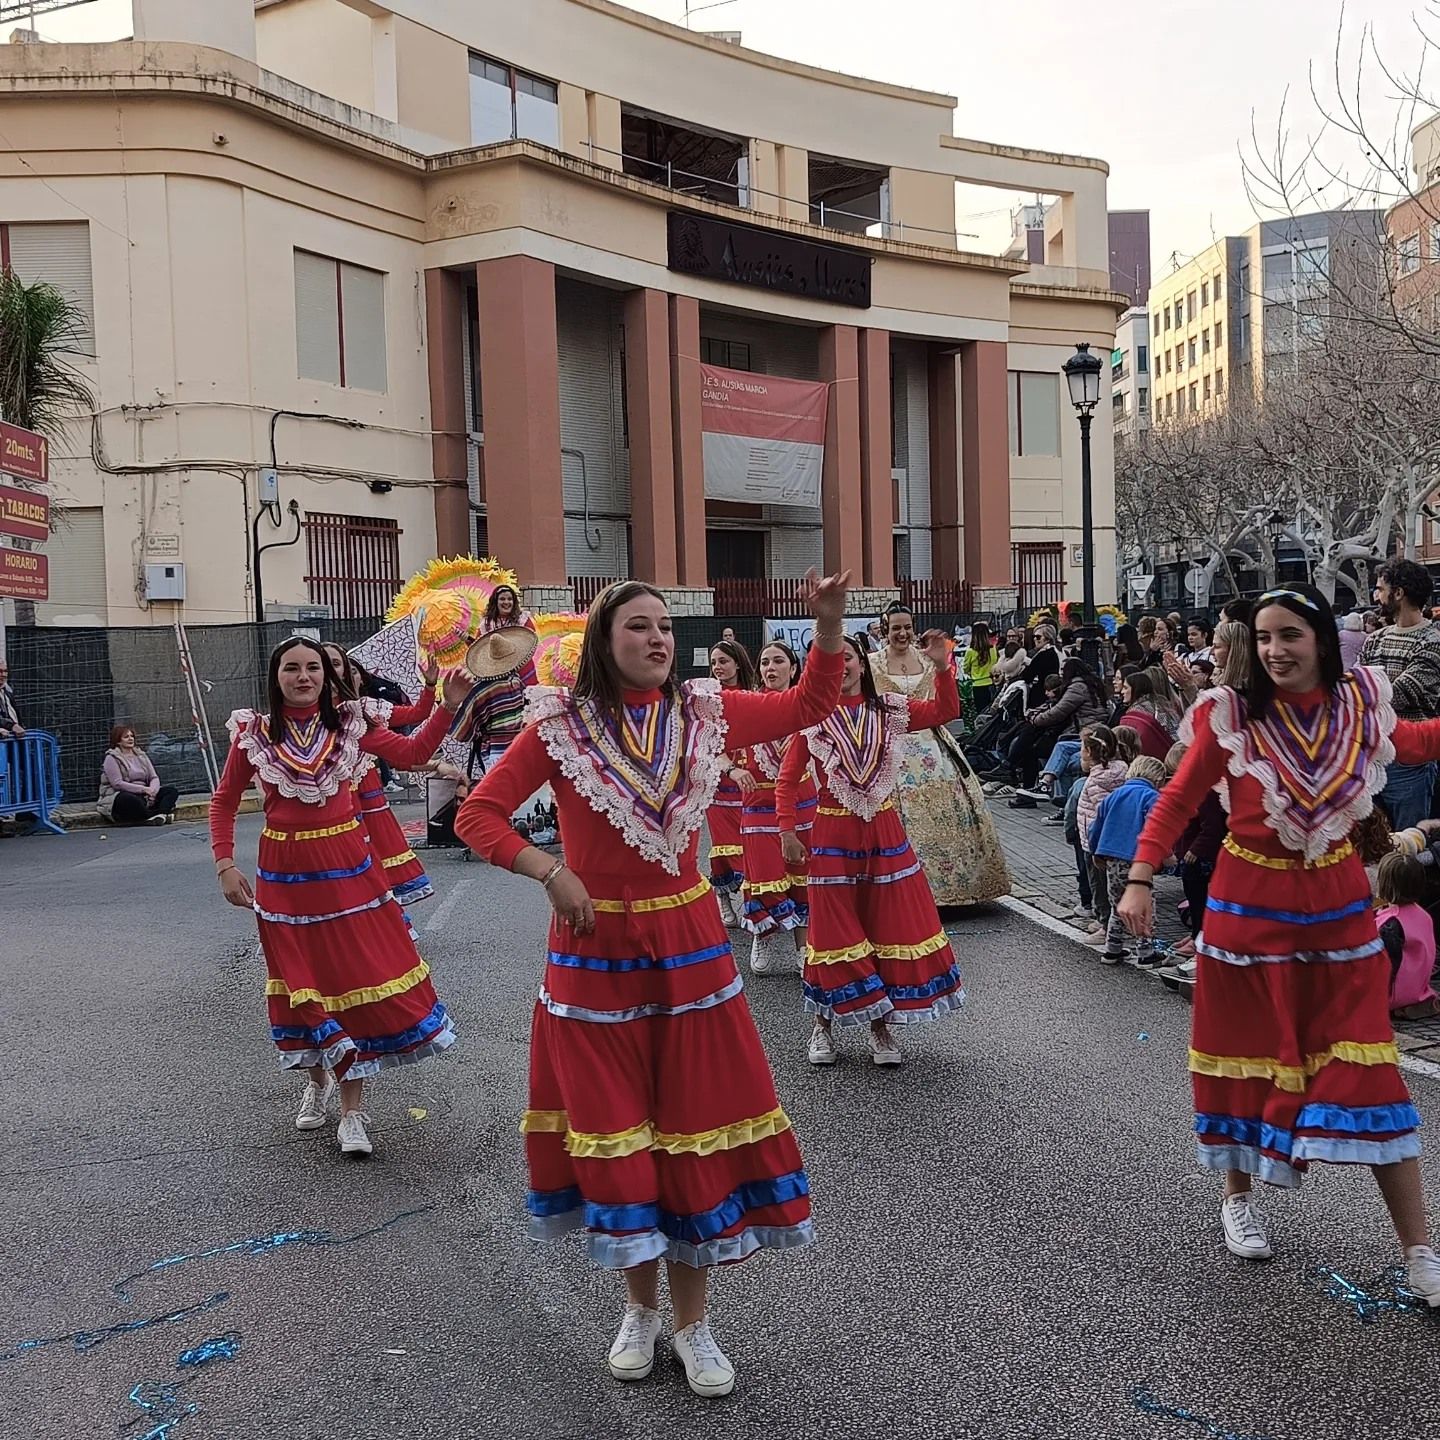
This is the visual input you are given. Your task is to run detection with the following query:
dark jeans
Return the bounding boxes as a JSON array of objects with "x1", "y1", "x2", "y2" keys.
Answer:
[
  {"x1": 970, "y1": 683, "x2": 993, "y2": 714},
  {"x1": 1181, "y1": 859, "x2": 1214, "y2": 940},
  {"x1": 1007, "y1": 723, "x2": 1058, "y2": 787},
  {"x1": 1073, "y1": 838, "x2": 1092, "y2": 909},
  {"x1": 112, "y1": 786, "x2": 180, "y2": 824}
]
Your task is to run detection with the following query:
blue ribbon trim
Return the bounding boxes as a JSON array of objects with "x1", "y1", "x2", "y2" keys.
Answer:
[
  {"x1": 1294, "y1": 1101, "x2": 1421, "y2": 1135},
  {"x1": 888, "y1": 961, "x2": 963, "y2": 1003},
  {"x1": 803, "y1": 971, "x2": 887, "y2": 1008},
  {"x1": 272, "y1": 1002, "x2": 451, "y2": 1057},
  {"x1": 527, "y1": 1185, "x2": 583, "y2": 1218},
  {"x1": 1205, "y1": 895, "x2": 1372, "y2": 925},
  {"x1": 257, "y1": 855, "x2": 374, "y2": 883},
  {"x1": 1194, "y1": 1113, "x2": 1295, "y2": 1156},
  {"x1": 810, "y1": 841, "x2": 912, "y2": 860},
  {"x1": 270, "y1": 1017, "x2": 346, "y2": 1046},
  {"x1": 546, "y1": 942, "x2": 731, "y2": 974}
]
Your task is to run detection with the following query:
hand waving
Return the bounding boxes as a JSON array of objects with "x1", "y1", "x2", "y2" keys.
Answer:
[
  {"x1": 441, "y1": 669, "x2": 474, "y2": 712},
  {"x1": 804, "y1": 568, "x2": 852, "y2": 629}
]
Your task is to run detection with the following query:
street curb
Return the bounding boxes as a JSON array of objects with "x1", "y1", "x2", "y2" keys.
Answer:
[{"x1": 52, "y1": 794, "x2": 259, "y2": 831}]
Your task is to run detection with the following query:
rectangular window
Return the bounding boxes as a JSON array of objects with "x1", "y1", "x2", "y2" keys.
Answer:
[
  {"x1": 1163, "y1": 306, "x2": 1171, "y2": 330},
  {"x1": 1138, "y1": 386, "x2": 1148, "y2": 412},
  {"x1": 1188, "y1": 338, "x2": 1197, "y2": 367},
  {"x1": 1175, "y1": 346, "x2": 1184, "y2": 372},
  {"x1": 1238, "y1": 312, "x2": 1249, "y2": 352},
  {"x1": 1216, "y1": 369, "x2": 1224, "y2": 394},
  {"x1": 1201, "y1": 280, "x2": 1209, "y2": 308},
  {"x1": 1214, "y1": 269, "x2": 1223, "y2": 301},
  {"x1": 1137, "y1": 344, "x2": 1148, "y2": 373},
  {"x1": 1398, "y1": 233, "x2": 1421, "y2": 275},
  {"x1": 1202, "y1": 328, "x2": 1211, "y2": 355},
  {"x1": 303, "y1": 512, "x2": 403, "y2": 620},
  {"x1": 1164, "y1": 350, "x2": 1171, "y2": 374},
  {"x1": 1166, "y1": 393, "x2": 1174, "y2": 417},
  {"x1": 1007, "y1": 371, "x2": 1061, "y2": 457},
  {"x1": 1153, "y1": 312, "x2": 1161, "y2": 337},
  {"x1": 468, "y1": 52, "x2": 559, "y2": 146},
  {"x1": 1177, "y1": 389, "x2": 1186, "y2": 417},
  {"x1": 1189, "y1": 382, "x2": 1198, "y2": 410},
  {"x1": 1113, "y1": 390, "x2": 1126, "y2": 414},
  {"x1": 294, "y1": 251, "x2": 387, "y2": 392},
  {"x1": 1202, "y1": 374, "x2": 1211, "y2": 401},
  {"x1": 1187, "y1": 289, "x2": 1197, "y2": 322},
  {"x1": 1263, "y1": 250, "x2": 1292, "y2": 293},
  {"x1": 1, "y1": 220, "x2": 96, "y2": 355},
  {"x1": 1214, "y1": 319, "x2": 1223, "y2": 349},
  {"x1": 1238, "y1": 261, "x2": 1250, "y2": 306},
  {"x1": 700, "y1": 337, "x2": 753, "y2": 370},
  {"x1": 1431, "y1": 221, "x2": 1440, "y2": 261}
]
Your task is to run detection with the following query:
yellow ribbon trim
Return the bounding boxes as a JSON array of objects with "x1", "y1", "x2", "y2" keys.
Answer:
[
  {"x1": 709, "y1": 844, "x2": 744, "y2": 858},
  {"x1": 746, "y1": 877, "x2": 799, "y2": 896},
  {"x1": 261, "y1": 818, "x2": 361, "y2": 842},
  {"x1": 817, "y1": 801, "x2": 893, "y2": 817},
  {"x1": 1222, "y1": 836, "x2": 1355, "y2": 870},
  {"x1": 591, "y1": 878, "x2": 713, "y2": 914},
  {"x1": 519, "y1": 1106, "x2": 793, "y2": 1158},
  {"x1": 382, "y1": 849, "x2": 419, "y2": 869},
  {"x1": 1189, "y1": 1040, "x2": 1399, "y2": 1094},
  {"x1": 806, "y1": 931, "x2": 950, "y2": 966},
  {"x1": 266, "y1": 959, "x2": 430, "y2": 1012}
]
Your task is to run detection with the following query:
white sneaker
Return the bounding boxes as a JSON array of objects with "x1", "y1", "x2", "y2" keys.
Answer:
[
  {"x1": 1405, "y1": 1246, "x2": 1440, "y2": 1308},
  {"x1": 146, "y1": 813, "x2": 169, "y2": 827},
  {"x1": 714, "y1": 887, "x2": 740, "y2": 927},
  {"x1": 337, "y1": 1110, "x2": 373, "y2": 1156},
  {"x1": 1220, "y1": 1191, "x2": 1272, "y2": 1260},
  {"x1": 384, "y1": 780, "x2": 404, "y2": 794},
  {"x1": 807, "y1": 1026, "x2": 837, "y2": 1066},
  {"x1": 869, "y1": 1026, "x2": 902, "y2": 1067},
  {"x1": 606, "y1": 1303, "x2": 663, "y2": 1381},
  {"x1": 295, "y1": 1075, "x2": 335, "y2": 1130},
  {"x1": 750, "y1": 932, "x2": 784, "y2": 976},
  {"x1": 672, "y1": 1317, "x2": 735, "y2": 1398}
]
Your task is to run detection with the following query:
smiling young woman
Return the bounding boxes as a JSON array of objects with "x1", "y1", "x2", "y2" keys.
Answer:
[{"x1": 1119, "y1": 585, "x2": 1440, "y2": 1305}]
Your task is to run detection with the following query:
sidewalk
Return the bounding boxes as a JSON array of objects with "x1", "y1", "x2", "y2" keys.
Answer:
[
  {"x1": 988, "y1": 788, "x2": 1440, "y2": 1068},
  {"x1": 50, "y1": 790, "x2": 258, "y2": 831}
]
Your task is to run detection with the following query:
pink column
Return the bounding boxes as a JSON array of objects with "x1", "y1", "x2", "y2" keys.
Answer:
[
  {"x1": 960, "y1": 339, "x2": 1012, "y2": 586},
  {"x1": 474, "y1": 257, "x2": 565, "y2": 585},
  {"x1": 623, "y1": 288, "x2": 679, "y2": 586},
  {"x1": 927, "y1": 346, "x2": 962, "y2": 581},
  {"x1": 820, "y1": 324, "x2": 863, "y2": 577},
  {"x1": 668, "y1": 295, "x2": 708, "y2": 587},
  {"x1": 858, "y1": 328, "x2": 893, "y2": 588},
  {"x1": 424, "y1": 268, "x2": 470, "y2": 557}
]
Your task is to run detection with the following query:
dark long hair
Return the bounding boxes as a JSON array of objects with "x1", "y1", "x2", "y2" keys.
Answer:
[
  {"x1": 1114, "y1": 623, "x2": 1144, "y2": 665},
  {"x1": 323, "y1": 642, "x2": 361, "y2": 702},
  {"x1": 843, "y1": 633, "x2": 880, "y2": 705},
  {"x1": 1122, "y1": 669, "x2": 1154, "y2": 705},
  {"x1": 267, "y1": 636, "x2": 344, "y2": 736},
  {"x1": 1247, "y1": 584, "x2": 1342, "y2": 719},
  {"x1": 572, "y1": 580, "x2": 676, "y2": 723},
  {"x1": 758, "y1": 640, "x2": 802, "y2": 689},
  {"x1": 484, "y1": 584, "x2": 522, "y2": 628},
  {"x1": 968, "y1": 621, "x2": 995, "y2": 665},
  {"x1": 1059, "y1": 656, "x2": 1107, "y2": 706},
  {"x1": 710, "y1": 638, "x2": 757, "y2": 691}
]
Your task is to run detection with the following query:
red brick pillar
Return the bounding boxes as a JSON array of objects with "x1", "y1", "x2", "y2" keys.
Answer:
[
  {"x1": 927, "y1": 346, "x2": 962, "y2": 581},
  {"x1": 623, "y1": 289, "x2": 679, "y2": 586},
  {"x1": 960, "y1": 339, "x2": 1012, "y2": 586},
  {"x1": 424, "y1": 268, "x2": 470, "y2": 557},
  {"x1": 668, "y1": 295, "x2": 708, "y2": 587},
  {"x1": 858, "y1": 328, "x2": 894, "y2": 588},
  {"x1": 820, "y1": 324, "x2": 863, "y2": 576},
  {"x1": 474, "y1": 256, "x2": 565, "y2": 585}
]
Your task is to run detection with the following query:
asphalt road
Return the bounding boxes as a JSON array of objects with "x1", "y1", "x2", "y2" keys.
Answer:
[{"x1": 3, "y1": 814, "x2": 1439, "y2": 1440}]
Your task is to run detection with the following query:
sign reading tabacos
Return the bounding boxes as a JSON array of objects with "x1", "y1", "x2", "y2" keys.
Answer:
[
  {"x1": 0, "y1": 421, "x2": 48, "y2": 484},
  {"x1": 0, "y1": 484, "x2": 50, "y2": 542}
]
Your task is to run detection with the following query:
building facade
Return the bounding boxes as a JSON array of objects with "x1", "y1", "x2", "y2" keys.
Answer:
[
  {"x1": 0, "y1": 0, "x2": 1123, "y2": 628},
  {"x1": 1110, "y1": 307, "x2": 1150, "y2": 437},
  {"x1": 1107, "y1": 210, "x2": 1150, "y2": 310}
]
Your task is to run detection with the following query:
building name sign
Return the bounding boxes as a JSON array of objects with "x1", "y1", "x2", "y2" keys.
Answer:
[{"x1": 667, "y1": 212, "x2": 871, "y2": 308}]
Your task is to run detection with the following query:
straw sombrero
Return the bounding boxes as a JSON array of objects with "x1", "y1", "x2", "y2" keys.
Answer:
[{"x1": 464, "y1": 624, "x2": 539, "y2": 680}]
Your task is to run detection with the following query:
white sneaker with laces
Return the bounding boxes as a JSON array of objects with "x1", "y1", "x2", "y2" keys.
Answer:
[
  {"x1": 1220, "y1": 1191, "x2": 1272, "y2": 1260},
  {"x1": 1405, "y1": 1246, "x2": 1440, "y2": 1307},
  {"x1": 715, "y1": 888, "x2": 741, "y2": 927},
  {"x1": 869, "y1": 1027, "x2": 902, "y2": 1067},
  {"x1": 672, "y1": 1317, "x2": 736, "y2": 1398},
  {"x1": 337, "y1": 1110, "x2": 374, "y2": 1156},
  {"x1": 606, "y1": 1303, "x2": 663, "y2": 1381},
  {"x1": 295, "y1": 1075, "x2": 335, "y2": 1130},
  {"x1": 750, "y1": 932, "x2": 775, "y2": 976},
  {"x1": 807, "y1": 1026, "x2": 837, "y2": 1066}
]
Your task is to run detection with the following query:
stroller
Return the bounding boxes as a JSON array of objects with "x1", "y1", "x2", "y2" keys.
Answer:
[{"x1": 962, "y1": 677, "x2": 1026, "y2": 775}]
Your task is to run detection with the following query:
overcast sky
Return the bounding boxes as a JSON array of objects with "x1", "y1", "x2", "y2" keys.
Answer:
[{"x1": 33, "y1": 0, "x2": 1437, "y2": 280}]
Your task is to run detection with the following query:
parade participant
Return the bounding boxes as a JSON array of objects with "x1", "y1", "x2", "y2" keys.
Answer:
[
  {"x1": 454, "y1": 570, "x2": 851, "y2": 1399},
  {"x1": 210, "y1": 637, "x2": 462, "y2": 1157},
  {"x1": 325, "y1": 644, "x2": 438, "y2": 905},
  {"x1": 782, "y1": 631, "x2": 966, "y2": 1068},
  {"x1": 737, "y1": 641, "x2": 815, "y2": 976},
  {"x1": 1118, "y1": 585, "x2": 1440, "y2": 1304},
  {"x1": 484, "y1": 582, "x2": 535, "y2": 635},
  {"x1": 706, "y1": 639, "x2": 757, "y2": 926},
  {"x1": 869, "y1": 606, "x2": 1011, "y2": 906}
]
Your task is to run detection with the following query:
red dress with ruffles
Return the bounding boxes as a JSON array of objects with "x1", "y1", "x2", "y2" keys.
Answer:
[
  {"x1": 210, "y1": 700, "x2": 457, "y2": 1078},
  {"x1": 706, "y1": 756, "x2": 747, "y2": 901},
  {"x1": 738, "y1": 736, "x2": 816, "y2": 936},
  {"x1": 353, "y1": 689, "x2": 438, "y2": 905},
  {"x1": 454, "y1": 646, "x2": 843, "y2": 1270},
  {"x1": 776, "y1": 665, "x2": 965, "y2": 1028},
  {"x1": 1136, "y1": 669, "x2": 1440, "y2": 1187}
]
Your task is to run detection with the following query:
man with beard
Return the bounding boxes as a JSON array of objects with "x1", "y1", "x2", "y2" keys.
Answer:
[{"x1": 1362, "y1": 559, "x2": 1440, "y2": 828}]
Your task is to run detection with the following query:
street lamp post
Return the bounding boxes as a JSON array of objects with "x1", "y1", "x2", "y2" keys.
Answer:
[
  {"x1": 1062, "y1": 342, "x2": 1104, "y2": 673},
  {"x1": 1267, "y1": 510, "x2": 1285, "y2": 589}
]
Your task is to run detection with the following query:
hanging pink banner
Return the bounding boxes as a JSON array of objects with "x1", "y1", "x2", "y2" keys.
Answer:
[{"x1": 700, "y1": 363, "x2": 827, "y2": 508}]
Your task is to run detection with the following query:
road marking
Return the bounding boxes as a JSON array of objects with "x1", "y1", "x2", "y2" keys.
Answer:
[{"x1": 424, "y1": 874, "x2": 481, "y2": 933}]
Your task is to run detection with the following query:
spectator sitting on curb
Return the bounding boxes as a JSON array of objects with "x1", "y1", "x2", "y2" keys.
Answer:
[{"x1": 98, "y1": 725, "x2": 180, "y2": 826}]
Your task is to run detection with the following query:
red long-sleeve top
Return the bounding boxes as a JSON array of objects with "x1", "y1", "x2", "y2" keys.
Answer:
[
  {"x1": 775, "y1": 662, "x2": 960, "y2": 831},
  {"x1": 455, "y1": 646, "x2": 845, "y2": 887},
  {"x1": 209, "y1": 701, "x2": 454, "y2": 862}
]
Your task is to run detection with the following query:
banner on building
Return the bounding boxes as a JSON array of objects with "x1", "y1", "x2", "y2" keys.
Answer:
[
  {"x1": 766, "y1": 616, "x2": 879, "y2": 657},
  {"x1": 701, "y1": 364, "x2": 827, "y2": 508}
]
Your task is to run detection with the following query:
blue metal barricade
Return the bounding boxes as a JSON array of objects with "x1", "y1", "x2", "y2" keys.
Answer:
[{"x1": 0, "y1": 729, "x2": 65, "y2": 835}]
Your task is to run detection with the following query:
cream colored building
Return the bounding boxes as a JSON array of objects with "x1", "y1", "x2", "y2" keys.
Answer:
[{"x1": 1, "y1": 0, "x2": 1124, "y2": 628}]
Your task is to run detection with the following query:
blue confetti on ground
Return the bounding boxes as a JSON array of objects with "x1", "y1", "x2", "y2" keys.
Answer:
[
  {"x1": 176, "y1": 1333, "x2": 241, "y2": 1370},
  {"x1": 122, "y1": 1379, "x2": 196, "y2": 1440},
  {"x1": 113, "y1": 1203, "x2": 437, "y2": 1302},
  {"x1": 0, "y1": 1293, "x2": 229, "y2": 1366},
  {"x1": 1130, "y1": 1385, "x2": 1272, "y2": 1440},
  {"x1": 1308, "y1": 1265, "x2": 1430, "y2": 1323}
]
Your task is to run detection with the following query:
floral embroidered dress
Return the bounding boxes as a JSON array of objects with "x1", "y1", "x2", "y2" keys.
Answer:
[
  {"x1": 867, "y1": 654, "x2": 1011, "y2": 906},
  {"x1": 777, "y1": 663, "x2": 965, "y2": 1028},
  {"x1": 454, "y1": 647, "x2": 843, "y2": 1269},
  {"x1": 209, "y1": 700, "x2": 458, "y2": 1077},
  {"x1": 738, "y1": 736, "x2": 817, "y2": 936},
  {"x1": 1136, "y1": 669, "x2": 1440, "y2": 1187},
  {"x1": 353, "y1": 689, "x2": 438, "y2": 905}
]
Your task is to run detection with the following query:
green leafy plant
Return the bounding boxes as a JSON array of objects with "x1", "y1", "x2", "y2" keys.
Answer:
[{"x1": 0, "y1": 270, "x2": 95, "y2": 435}]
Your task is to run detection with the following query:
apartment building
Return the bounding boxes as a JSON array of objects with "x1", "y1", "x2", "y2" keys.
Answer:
[{"x1": 1110, "y1": 307, "x2": 1150, "y2": 437}]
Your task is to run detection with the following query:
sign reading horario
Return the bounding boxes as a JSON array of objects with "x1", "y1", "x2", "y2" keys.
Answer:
[
  {"x1": 0, "y1": 419, "x2": 51, "y2": 602},
  {"x1": 699, "y1": 363, "x2": 828, "y2": 508}
]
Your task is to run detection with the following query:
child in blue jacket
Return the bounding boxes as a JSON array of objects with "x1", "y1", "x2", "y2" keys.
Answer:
[{"x1": 1088, "y1": 755, "x2": 1168, "y2": 965}]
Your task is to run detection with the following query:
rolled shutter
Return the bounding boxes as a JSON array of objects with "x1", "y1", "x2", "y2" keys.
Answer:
[
  {"x1": 340, "y1": 262, "x2": 387, "y2": 393},
  {"x1": 294, "y1": 250, "x2": 341, "y2": 385},
  {"x1": 8, "y1": 221, "x2": 95, "y2": 356}
]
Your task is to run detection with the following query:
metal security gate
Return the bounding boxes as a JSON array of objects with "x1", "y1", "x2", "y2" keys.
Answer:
[
  {"x1": 1012, "y1": 541, "x2": 1065, "y2": 613},
  {"x1": 303, "y1": 512, "x2": 403, "y2": 620}
]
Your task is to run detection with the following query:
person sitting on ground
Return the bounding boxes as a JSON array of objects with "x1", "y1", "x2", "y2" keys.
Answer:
[
  {"x1": 1088, "y1": 755, "x2": 1169, "y2": 967},
  {"x1": 97, "y1": 724, "x2": 180, "y2": 826},
  {"x1": 1375, "y1": 852, "x2": 1440, "y2": 1020}
]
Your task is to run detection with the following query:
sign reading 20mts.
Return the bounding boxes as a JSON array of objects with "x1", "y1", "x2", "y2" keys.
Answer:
[
  {"x1": 0, "y1": 419, "x2": 51, "y2": 603},
  {"x1": 0, "y1": 420, "x2": 48, "y2": 484}
]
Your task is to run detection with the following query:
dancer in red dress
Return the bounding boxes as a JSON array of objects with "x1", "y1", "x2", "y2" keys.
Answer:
[
  {"x1": 210, "y1": 638, "x2": 462, "y2": 1157},
  {"x1": 1119, "y1": 586, "x2": 1440, "y2": 1305},
  {"x1": 324, "y1": 643, "x2": 439, "y2": 905},
  {"x1": 705, "y1": 639, "x2": 757, "y2": 927},
  {"x1": 455, "y1": 571, "x2": 850, "y2": 1399},
  {"x1": 777, "y1": 632, "x2": 964, "y2": 1069},
  {"x1": 738, "y1": 641, "x2": 816, "y2": 977}
]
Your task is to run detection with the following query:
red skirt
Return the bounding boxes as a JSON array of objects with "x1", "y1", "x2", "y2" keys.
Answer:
[
  {"x1": 255, "y1": 815, "x2": 454, "y2": 1078},
  {"x1": 356, "y1": 774, "x2": 432, "y2": 904},
  {"x1": 706, "y1": 777, "x2": 745, "y2": 895},
  {"x1": 802, "y1": 801, "x2": 964, "y2": 1028},
  {"x1": 521, "y1": 872, "x2": 812, "y2": 1269},
  {"x1": 739, "y1": 778, "x2": 815, "y2": 935},
  {"x1": 1190, "y1": 841, "x2": 1419, "y2": 1187}
]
